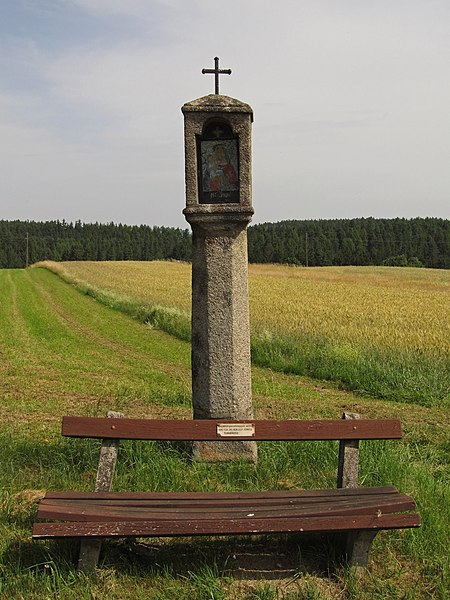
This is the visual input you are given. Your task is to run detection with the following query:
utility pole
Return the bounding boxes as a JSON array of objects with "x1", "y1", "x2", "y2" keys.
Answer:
[
  {"x1": 305, "y1": 232, "x2": 309, "y2": 267},
  {"x1": 25, "y1": 232, "x2": 29, "y2": 268}
]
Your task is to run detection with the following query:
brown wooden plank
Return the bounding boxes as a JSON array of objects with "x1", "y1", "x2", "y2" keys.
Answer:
[
  {"x1": 62, "y1": 417, "x2": 402, "y2": 442},
  {"x1": 42, "y1": 486, "x2": 399, "y2": 503},
  {"x1": 37, "y1": 490, "x2": 414, "y2": 512},
  {"x1": 36, "y1": 496, "x2": 417, "y2": 522},
  {"x1": 37, "y1": 491, "x2": 414, "y2": 509},
  {"x1": 38, "y1": 496, "x2": 413, "y2": 518},
  {"x1": 32, "y1": 512, "x2": 421, "y2": 539}
]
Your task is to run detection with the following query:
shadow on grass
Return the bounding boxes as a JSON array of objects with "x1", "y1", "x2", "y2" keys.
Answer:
[
  {"x1": 53, "y1": 534, "x2": 343, "y2": 579},
  {"x1": 131, "y1": 534, "x2": 346, "y2": 581},
  {"x1": 1, "y1": 532, "x2": 346, "y2": 581},
  {"x1": 0, "y1": 537, "x2": 78, "y2": 576}
]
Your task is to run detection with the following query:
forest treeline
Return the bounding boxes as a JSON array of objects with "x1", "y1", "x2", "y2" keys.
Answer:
[
  {"x1": 0, "y1": 220, "x2": 191, "y2": 268},
  {"x1": 248, "y1": 217, "x2": 450, "y2": 268},
  {"x1": 0, "y1": 217, "x2": 449, "y2": 269}
]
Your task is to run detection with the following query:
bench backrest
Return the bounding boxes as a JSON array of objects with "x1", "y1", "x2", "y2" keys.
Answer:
[{"x1": 62, "y1": 417, "x2": 402, "y2": 442}]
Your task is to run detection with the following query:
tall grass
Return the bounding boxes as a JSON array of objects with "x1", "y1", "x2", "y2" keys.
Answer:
[
  {"x1": 251, "y1": 330, "x2": 448, "y2": 405},
  {"x1": 1, "y1": 427, "x2": 448, "y2": 598}
]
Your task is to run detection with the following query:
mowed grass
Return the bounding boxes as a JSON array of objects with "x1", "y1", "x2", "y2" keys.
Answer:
[
  {"x1": 0, "y1": 267, "x2": 449, "y2": 598},
  {"x1": 41, "y1": 260, "x2": 450, "y2": 406}
]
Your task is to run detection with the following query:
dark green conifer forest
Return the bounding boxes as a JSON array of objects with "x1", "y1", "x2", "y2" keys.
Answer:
[
  {"x1": 0, "y1": 217, "x2": 448, "y2": 269},
  {"x1": 248, "y1": 217, "x2": 450, "y2": 268},
  {"x1": 0, "y1": 220, "x2": 192, "y2": 268}
]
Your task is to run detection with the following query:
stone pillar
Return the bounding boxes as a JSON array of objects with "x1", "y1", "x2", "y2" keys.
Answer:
[{"x1": 182, "y1": 94, "x2": 256, "y2": 462}]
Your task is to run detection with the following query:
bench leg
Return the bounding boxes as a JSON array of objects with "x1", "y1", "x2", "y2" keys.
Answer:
[
  {"x1": 78, "y1": 539, "x2": 102, "y2": 573},
  {"x1": 346, "y1": 530, "x2": 378, "y2": 570},
  {"x1": 77, "y1": 411, "x2": 123, "y2": 572}
]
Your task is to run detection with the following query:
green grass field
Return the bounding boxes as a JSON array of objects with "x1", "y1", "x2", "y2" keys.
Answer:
[{"x1": 0, "y1": 265, "x2": 449, "y2": 599}]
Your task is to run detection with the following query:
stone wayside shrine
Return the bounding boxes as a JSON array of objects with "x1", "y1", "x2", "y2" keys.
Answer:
[{"x1": 182, "y1": 58, "x2": 256, "y2": 461}]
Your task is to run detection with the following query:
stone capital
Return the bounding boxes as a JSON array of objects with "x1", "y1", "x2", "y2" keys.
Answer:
[{"x1": 183, "y1": 205, "x2": 254, "y2": 235}]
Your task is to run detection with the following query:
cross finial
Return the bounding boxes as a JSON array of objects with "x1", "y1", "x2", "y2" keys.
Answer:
[{"x1": 202, "y1": 56, "x2": 232, "y2": 95}]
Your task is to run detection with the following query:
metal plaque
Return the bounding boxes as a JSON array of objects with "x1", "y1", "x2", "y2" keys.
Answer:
[{"x1": 216, "y1": 423, "x2": 255, "y2": 437}]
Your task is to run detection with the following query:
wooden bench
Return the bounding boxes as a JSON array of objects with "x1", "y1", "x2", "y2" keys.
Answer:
[{"x1": 32, "y1": 413, "x2": 420, "y2": 573}]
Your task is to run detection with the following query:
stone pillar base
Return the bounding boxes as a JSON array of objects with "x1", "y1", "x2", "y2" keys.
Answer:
[{"x1": 193, "y1": 440, "x2": 257, "y2": 463}]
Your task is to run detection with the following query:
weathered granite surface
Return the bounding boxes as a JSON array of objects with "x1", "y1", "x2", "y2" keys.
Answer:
[{"x1": 182, "y1": 94, "x2": 256, "y2": 462}]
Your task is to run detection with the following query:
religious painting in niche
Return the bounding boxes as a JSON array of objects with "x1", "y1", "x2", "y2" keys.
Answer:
[{"x1": 198, "y1": 122, "x2": 239, "y2": 204}]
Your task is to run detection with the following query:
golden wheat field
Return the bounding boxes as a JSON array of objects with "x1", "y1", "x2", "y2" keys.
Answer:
[{"x1": 47, "y1": 260, "x2": 450, "y2": 355}]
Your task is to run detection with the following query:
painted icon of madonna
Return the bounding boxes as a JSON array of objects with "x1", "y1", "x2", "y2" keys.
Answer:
[{"x1": 199, "y1": 139, "x2": 239, "y2": 203}]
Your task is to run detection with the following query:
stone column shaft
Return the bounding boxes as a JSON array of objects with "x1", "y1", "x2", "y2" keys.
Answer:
[{"x1": 191, "y1": 226, "x2": 252, "y2": 421}]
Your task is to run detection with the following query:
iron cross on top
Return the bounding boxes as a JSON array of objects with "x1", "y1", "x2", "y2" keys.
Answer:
[{"x1": 202, "y1": 57, "x2": 231, "y2": 94}]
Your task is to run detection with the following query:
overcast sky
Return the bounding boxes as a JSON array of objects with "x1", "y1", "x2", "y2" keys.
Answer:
[{"x1": 1, "y1": 0, "x2": 449, "y2": 228}]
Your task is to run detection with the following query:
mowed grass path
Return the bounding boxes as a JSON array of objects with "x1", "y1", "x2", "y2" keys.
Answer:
[
  {"x1": 0, "y1": 267, "x2": 192, "y2": 427},
  {"x1": 0, "y1": 267, "x2": 449, "y2": 599}
]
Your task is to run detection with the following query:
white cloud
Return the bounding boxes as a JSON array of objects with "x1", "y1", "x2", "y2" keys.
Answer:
[
  {"x1": 72, "y1": 0, "x2": 174, "y2": 17},
  {"x1": 1, "y1": 0, "x2": 449, "y2": 225}
]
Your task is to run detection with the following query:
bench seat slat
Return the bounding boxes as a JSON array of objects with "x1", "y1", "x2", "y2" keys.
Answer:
[
  {"x1": 43, "y1": 486, "x2": 399, "y2": 502},
  {"x1": 62, "y1": 417, "x2": 402, "y2": 441},
  {"x1": 36, "y1": 495, "x2": 416, "y2": 522},
  {"x1": 32, "y1": 512, "x2": 421, "y2": 539},
  {"x1": 37, "y1": 491, "x2": 415, "y2": 509},
  {"x1": 37, "y1": 489, "x2": 413, "y2": 510}
]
